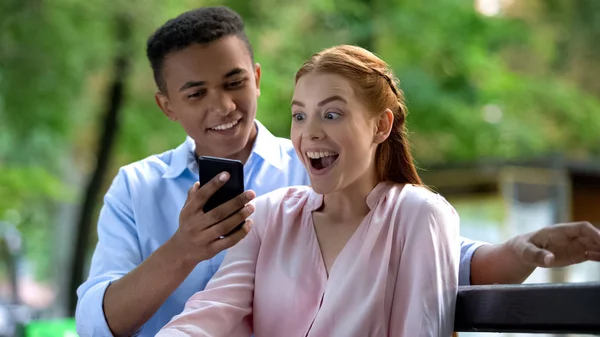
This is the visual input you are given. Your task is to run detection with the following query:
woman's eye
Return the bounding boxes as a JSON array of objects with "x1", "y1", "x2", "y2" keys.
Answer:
[
  {"x1": 292, "y1": 113, "x2": 306, "y2": 121},
  {"x1": 324, "y1": 111, "x2": 341, "y2": 120}
]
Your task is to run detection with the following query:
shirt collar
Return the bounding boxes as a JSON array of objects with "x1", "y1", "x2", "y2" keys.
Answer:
[
  {"x1": 306, "y1": 181, "x2": 393, "y2": 212},
  {"x1": 162, "y1": 120, "x2": 285, "y2": 179},
  {"x1": 162, "y1": 136, "x2": 197, "y2": 179},
  {"x1": 249, "y1": 119, "x2": 285, "y2": 170}
]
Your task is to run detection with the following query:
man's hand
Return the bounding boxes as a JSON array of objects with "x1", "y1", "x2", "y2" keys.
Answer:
[
  {"x1": 508, "y1": 221, "x2": 600, "y2": 268},
  {"x1": 170, "y1": 171, "x2": 256, "y2": 266},
  {"x1": 101, "y1": 172, "x2": 256, "y2": 337},
  {"x1": 470, "y1": 221, "x2": 600, "y2": 285}
]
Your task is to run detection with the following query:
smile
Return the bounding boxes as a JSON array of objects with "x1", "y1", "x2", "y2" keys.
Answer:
[
  {"x1": 306, "y1": 151, "x2": 339, "y2": 171},
  {"x1": 210, "y1": 119, "x2": 239, "y2": 131}
]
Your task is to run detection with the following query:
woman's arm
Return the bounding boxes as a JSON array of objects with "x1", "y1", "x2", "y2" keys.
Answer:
[
  {"x1": 390, "y1": 194, "x2": 460, "y2": 337},
  {"x1": 156, "y1": 197, "x2": 269, "y2": 337}
]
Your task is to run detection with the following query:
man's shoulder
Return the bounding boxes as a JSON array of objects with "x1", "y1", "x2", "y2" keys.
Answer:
[
  {"x1": 118, "y1": 148, "x2": 176, "y2": 181},
  {"x1": 107, "y1": 146, "x2": 182, "y2": 198}
]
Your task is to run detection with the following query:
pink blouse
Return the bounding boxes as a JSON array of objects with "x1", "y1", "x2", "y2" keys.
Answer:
[{"x1": 156, "y1": 182, "x2": 460, "y2": 337}]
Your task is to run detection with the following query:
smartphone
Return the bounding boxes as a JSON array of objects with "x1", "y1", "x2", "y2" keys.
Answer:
[{"x1": 198, "y1": 156, "x2": 245, "y2": 236}]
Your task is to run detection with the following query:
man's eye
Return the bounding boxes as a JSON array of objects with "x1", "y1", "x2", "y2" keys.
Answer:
[
  {"x1": 227, "y1": 80, "x2": 245, "y2": 89},
  {"x1": 187, "y1": 89, "x2": 206, "y2": 99}
]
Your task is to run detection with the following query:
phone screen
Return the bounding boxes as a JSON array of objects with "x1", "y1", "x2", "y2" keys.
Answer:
[{"x1": 198, "y1": 156, "x2": 245, "y2": 235}]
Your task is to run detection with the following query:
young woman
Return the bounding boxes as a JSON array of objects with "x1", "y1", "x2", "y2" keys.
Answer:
[{"x1": 156, "y1": 45, "x2": 460, "y2": 337}]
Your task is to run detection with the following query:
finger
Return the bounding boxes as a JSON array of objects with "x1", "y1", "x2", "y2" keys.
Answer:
[
  {"x1": 586, "y1": 250, "x2": 600, "y2": 262},
  {"x1": 189, "y1": 172, "x2": 230, "y2": 211},
  {"x1": 210, "y1": 219, "x2": 253, "y2": 253},
  {"x1": 206, "y1": 203, "x2": 255, "y2": 236},
  {"x1": 184, "y1": 182, "x2": 200, "y2": 204},
  {"x1": 522, "y1": 242, "x2": 555, "y2": 267},
  {"x1": 204, "y1": 190, "x2": 256, "y2": 226},
  {"x1": 579, "y1": 222, "x2": 600, "y2": 246}
]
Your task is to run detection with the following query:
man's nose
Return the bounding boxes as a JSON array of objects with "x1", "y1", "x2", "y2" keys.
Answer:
[{"x1": 206, "y1": 91, "x2": 236, "y2": 115}]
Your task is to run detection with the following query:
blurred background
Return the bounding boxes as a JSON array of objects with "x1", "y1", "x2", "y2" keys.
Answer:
[{"x1": 1, "y1": 0, "x2": 599, "y2": 336}]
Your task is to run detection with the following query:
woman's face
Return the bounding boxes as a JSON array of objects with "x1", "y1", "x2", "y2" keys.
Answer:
[{"x1": 291, "y1": 72, "x2": 392, "y2": 195}]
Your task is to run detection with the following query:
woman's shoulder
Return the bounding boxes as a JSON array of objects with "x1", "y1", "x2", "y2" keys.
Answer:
[
  {"x1": 249, "y1": 185, "x2": 313, "y2": 219},
  {"x1": 252, "y1": 185, "x2": 312, "y2": 206},
  {"x1": 248, "y1": 186, "x2": 313, "y2": 236},
  {"x1": 385, "y1": 183, "x2": 457, "y2": 217}
]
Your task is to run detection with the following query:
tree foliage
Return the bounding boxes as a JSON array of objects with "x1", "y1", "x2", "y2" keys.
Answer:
[{"x1": 0, "y1": 0, "x2": 599, "y2": 310}]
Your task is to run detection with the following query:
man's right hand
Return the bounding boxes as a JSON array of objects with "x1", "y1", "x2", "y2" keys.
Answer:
[
  {"x1": 99, "y1": 172, "x2": 256, "y2": 337},
  {"x1": 170, "y1": 171, "x2": 256, "y2": 266}
]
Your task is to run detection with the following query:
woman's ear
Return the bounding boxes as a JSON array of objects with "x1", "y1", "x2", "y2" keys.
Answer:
[{"x1": 373, "y1": 108, "x2": 394, "y2": 144}]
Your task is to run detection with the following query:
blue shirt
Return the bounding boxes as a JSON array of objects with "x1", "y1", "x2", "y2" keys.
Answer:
[{"x1": 75, "y1": 120, "x2": 485, "y2": 337}]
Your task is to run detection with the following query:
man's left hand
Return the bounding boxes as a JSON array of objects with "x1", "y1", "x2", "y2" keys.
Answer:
[{"x1": 509, "y1": 221, "x2": 600, "y2": 268}]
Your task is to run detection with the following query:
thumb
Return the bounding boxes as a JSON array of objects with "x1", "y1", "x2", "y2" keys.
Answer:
[{"x1": 522, "y1": 242, "x2": 555, "y2": 267}]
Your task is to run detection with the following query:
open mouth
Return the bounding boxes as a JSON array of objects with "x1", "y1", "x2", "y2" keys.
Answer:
[
  {"x1": 210, "y1": 119, "x2": 240, "y2": 131},
  {"x1": 306, "y1": 151, "x2": 339, "y2": 170}
]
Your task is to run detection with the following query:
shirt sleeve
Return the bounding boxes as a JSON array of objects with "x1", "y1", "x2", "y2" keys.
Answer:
[
  {"x1": 458, "y1": 236, "x2": 489, "y2": 286},
  {"x1": 75, "y1": 168, "x2": 143, "y2": 337},
  {"x1": 390, "y1": 195, "x2": 460, "y2": 337},
  {"x1": 155, "y1": 196, "x2": 270, "y2": 337}
]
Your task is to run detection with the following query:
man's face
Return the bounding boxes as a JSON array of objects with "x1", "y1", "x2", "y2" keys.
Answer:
[{"x1": 156, "y1": 36, "x2": 261, "y2": 162}]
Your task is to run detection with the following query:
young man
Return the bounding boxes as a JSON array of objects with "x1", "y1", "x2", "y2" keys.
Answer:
[{"x1": 75, "y1": 6, "x2": 600, "y2": 337}]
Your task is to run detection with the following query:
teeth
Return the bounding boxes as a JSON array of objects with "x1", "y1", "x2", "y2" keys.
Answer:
[
  {"x1": 306, "y1": 151, "x2": 338, "y2": 159},
  {"x1": 211, "y1": 120, "x2": 238, "y2": 130}
]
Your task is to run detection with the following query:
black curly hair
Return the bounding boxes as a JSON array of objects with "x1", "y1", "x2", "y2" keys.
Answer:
[{"x1": 146, "y1": 6, "x2": 254, "y2": 93}]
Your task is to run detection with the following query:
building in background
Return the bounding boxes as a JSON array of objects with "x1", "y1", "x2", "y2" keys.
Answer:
[{"x1": 422, "y1": 156, "x2": 600, "y2": 337}]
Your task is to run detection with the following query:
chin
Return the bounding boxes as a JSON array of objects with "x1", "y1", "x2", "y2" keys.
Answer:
[
  {"x1": 221, "y1": 140, "x2": 248, "y2": 156},
  {"x1": 309, "y1": 179, "x2": 337, "y2": 195}
]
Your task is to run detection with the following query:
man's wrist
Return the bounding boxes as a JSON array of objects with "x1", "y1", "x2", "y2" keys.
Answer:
[
  {"x1": 160, "y1": 236, "x2": 200, "y2": 273},
  {"x1": 505, "y1": 233, "x2": 538, "y2": 269}
]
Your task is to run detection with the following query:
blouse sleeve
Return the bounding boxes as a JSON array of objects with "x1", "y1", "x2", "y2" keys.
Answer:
[
  {"x1": 390, "y1": 194, "x2": 460, "y2": 337},
  {"x1": 155, "y1": 196, "x2": 271, "y2": 337}
]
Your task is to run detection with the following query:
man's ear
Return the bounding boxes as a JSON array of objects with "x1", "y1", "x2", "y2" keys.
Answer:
[
  {"x1": 373, "y1": 108, "x2": 394, "y2": 144},
  {"x1": 254, "y1": 63, "x2": 261, "y2": 98},
  {"x1": 155, "y1": 92, "x2": 177, "y2": 121}
]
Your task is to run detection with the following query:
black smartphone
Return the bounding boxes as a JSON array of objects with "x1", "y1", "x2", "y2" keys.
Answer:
[{"x1": 198, "y1": 156, "x2": 245, "y2": 235}]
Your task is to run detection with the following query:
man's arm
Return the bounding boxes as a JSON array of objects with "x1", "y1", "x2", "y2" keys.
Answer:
[
  {"x1": 469, "y1": 241, "x2": 534, "y2": 285},
  {"x1": 469, "y1": 221, "x2": 600, "y2": 285},
  {"x1": 76, "y1": 171, "x2": 255, "y2": 337}
]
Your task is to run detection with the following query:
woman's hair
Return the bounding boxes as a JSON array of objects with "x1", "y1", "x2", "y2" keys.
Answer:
[{"x1": 295, "y1": 45, "x2": 422, "y2": 185}]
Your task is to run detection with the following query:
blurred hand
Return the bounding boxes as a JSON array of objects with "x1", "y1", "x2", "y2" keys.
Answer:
[
  {"x1": 170, "y1": 172, "x2": 256, "y2": 265},
  {"x1": 509, "y1": 221, "x2": 600, "y2": 268}
]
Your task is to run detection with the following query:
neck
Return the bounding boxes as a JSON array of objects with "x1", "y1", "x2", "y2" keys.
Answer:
[
  {"x1": 320, "y1": 171, "x2": 379, "y2": 222},
  {"x1": 194, "y1": 123, "x2": 258, "y2": 164}
]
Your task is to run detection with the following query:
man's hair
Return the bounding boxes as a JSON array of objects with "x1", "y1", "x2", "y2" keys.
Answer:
[{"x1": 146, "y1": 6, "x2": 254, "y2": 93}]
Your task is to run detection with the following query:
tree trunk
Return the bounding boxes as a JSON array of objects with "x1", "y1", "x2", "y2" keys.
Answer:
[{"x1": 67, "y1": 14, "x2": 132, "y2": 316}]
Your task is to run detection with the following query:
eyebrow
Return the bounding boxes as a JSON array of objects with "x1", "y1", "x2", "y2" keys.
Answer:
[
  {"x1": 178, "y1": 68, "x2": 247, "y2": 92},
  {"x1": 318, "y1": 95, "x2": 347, "y2": 107},
  {"x1": 291, "y1": 95, "x2": 347, "y2": 108},
  {"x1": 224, "y1": 68, "x2": 246, "y2": 78},
  {"x1": 179, "y1": 81, "x2": 205, "y2": 92}
]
